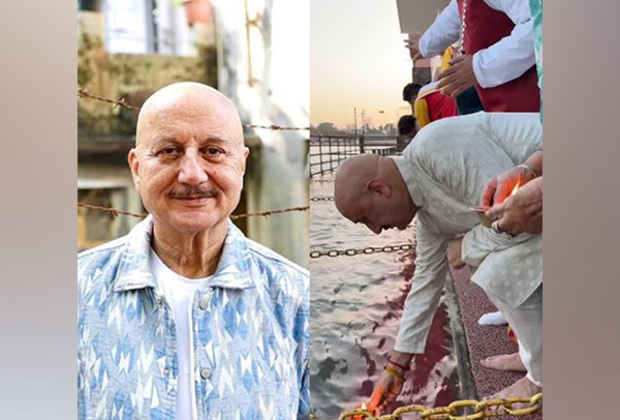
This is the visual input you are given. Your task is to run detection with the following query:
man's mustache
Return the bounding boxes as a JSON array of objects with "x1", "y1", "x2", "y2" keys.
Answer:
[{"x1": 168, "y1": 185, "x2": 220, "y2": 199}]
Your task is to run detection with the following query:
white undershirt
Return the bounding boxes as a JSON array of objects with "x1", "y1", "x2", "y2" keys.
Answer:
[{"x1": 150, "y1": 249, "x2": 211, "y2": 420}]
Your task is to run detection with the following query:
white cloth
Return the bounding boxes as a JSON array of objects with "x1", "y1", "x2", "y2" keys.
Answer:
[
  {"x1": 392, "y1": 112, "x2": 542, "y2": 354},
  {"x1": 418, "y1": 0, "x2": 535, "y2": 89},
  {"x1": 488, "y1": 285, "x2": 542, "y2": 386},
  {"x1": 418, "y1": 81, "x2": 439, "y2": 96},
  {"x1": 477, "y1": 310, "x2": 507, "y2": 326},
  {"x1": 151, "y1": 249, "x2": 211, "y2": 420}
]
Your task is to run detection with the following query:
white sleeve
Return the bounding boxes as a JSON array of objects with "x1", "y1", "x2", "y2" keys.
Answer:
[
  {"x1": 418, "y1": 0, "x2": 461, "y2": 58},
  {"x1": 394, "y1": 216, "x2": 452, "y2": 354},
  {"x1": 484, "y1": 113, "x2": 543, "y2": 157},
  {"x1": 472, "y1": 0, "x2": 535, "y2": 88}
]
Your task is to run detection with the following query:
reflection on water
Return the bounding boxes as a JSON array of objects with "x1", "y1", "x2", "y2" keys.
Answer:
[{"x1": 310, "y1": 174, "x2": 458, "y2": 419}]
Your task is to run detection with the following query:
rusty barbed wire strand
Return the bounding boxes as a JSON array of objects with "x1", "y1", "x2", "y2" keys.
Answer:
[
  {"x1": 78, "y1": 88, "x2": 141, "y2": 111},
  {"x1": 78, "y1": 203, "x2": 146, "y2": 218},
  {"x1": 77, "y1": 88, "x2": 309, "y2": 131},
  {"x1": 310, "y1": 393, "x2": 542, "y2": 420},
  {"x1": 244, "y1": 124, "x2": 310, "y2": 131},
  {"x1": 229, "y1": 206, "x2": 309, "y2": 220},
  {"x1": 78, "y1": 202, "x2": 308, "y2": 220},
  {"x1": 310, "y1": 243, "x2": 414, "y2": 259}
]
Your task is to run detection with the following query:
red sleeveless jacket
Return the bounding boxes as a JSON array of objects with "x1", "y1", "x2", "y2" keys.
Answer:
[{"x1": 457, "y1": 0, "x2": 540, "y2": 112}]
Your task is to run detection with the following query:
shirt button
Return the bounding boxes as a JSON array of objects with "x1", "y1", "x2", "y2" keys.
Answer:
[
  {"x1": 200, "y1": 368, "x2": 212, "y2": 380},
  {"x1": 199, "y1": 297, "x2": 209, "y2": 310}
]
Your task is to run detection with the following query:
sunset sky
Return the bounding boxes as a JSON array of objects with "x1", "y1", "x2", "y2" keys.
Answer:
[{"x1": 310, "y1": 0, "x2": 414, "y2": 129}]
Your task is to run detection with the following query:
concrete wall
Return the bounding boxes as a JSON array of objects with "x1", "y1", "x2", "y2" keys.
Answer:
[{"x1": 214, "y1": 0, "x2": 309, "y2": 268}]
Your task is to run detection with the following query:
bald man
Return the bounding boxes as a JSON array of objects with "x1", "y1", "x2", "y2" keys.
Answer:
[
  {"x1": 334, "y1": 112, "x2": 542, "y2": 413},
  {"x1": 78, "y1": 82, "x2": 309, "y2": 420}
]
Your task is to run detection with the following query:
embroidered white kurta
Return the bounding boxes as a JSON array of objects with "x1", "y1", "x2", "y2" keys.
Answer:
[{"x1": 392, "y1": 112, "x2": 542, "y2": 354}]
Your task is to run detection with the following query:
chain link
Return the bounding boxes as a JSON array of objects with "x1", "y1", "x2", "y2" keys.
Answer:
[
  {"x1": 309, "y1": 243, "x2": 413, "y2": 259},
  {"x1": 456, "y1": 0, "x2": 468, "y2": 57},
  {"x1": 310, "y1": 196, "x2": 334, "y2": 202},
  {"x1": 310, "y1": 178, "x2": 335, "y2": 184},
  {"x1": 310, "y1": 393, "x2": 542, "y2": 420}
]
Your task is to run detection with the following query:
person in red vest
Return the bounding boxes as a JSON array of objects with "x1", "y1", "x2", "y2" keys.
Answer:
[
  {"x1": 406, "y1": 0, "x2": 539, "y2": 113},
  {"x1": 403, "y1": 81, "x2": 458, "y2": 128}
]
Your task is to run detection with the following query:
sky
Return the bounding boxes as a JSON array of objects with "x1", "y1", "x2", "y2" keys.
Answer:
[{"x1": 310, "y1": 0, "x2": 414, "y2": 129}]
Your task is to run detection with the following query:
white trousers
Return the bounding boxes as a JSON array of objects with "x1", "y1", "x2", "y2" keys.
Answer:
[{"x1": 488, "y1": 285, "x2": 543, "y2": 387}]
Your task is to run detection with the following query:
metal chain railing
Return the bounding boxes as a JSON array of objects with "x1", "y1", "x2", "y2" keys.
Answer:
[
  {"x1": 77, "y1": 202, "x2": 308, "y2": 220},
  {"x1": 311, "y1": 393, "x2": 542, "y2": 420},
  {"x1": 310, "y1": 243, "x2": 413, "y2": 259},
  {"x1": 77, "y1": 88, "x2": 310, "y2": 131}
]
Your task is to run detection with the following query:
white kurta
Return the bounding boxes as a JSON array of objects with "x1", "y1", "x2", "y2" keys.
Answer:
[
  {"x1": 392, "y1": 112, "x2": 542, "y2": 354},
  {"x1": 418, "y1": 0, "x2": 535, "y2": 89}
]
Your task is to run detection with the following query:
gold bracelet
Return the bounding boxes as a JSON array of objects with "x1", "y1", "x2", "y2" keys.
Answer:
[{"x1": 384, "y1": 365, "x2": 405, "y2": 382}]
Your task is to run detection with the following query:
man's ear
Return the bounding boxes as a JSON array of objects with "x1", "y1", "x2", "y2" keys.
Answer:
[
  {"x1": 127, "y1": 148, "x2": 140, "y2": 190},
  {"x1": 240, "y1": 146, "x2": 249, "y2": 175},
  {"x1": 366, "y1": 179, "x2": 389, "y2": 196}
]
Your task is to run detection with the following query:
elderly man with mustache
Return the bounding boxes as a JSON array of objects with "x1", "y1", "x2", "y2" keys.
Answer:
[{"x1": 78, "y1": 82, "x2": 309, "y2": 420}]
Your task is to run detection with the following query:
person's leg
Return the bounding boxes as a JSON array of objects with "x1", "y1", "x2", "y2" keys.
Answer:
[{"x1": 486, "y1": 285, "x2": 542, "y2": 398}]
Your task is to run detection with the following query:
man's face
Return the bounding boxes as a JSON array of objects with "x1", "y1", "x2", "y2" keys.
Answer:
[
  {"x1": 128, "y1": 98, "x2": 249, "y2": 236},
  {"x1": 345, "y1": 188, "x2": 414, "y2": 235}
]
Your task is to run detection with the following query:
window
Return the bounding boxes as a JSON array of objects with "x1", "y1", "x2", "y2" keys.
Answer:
[{"x1": 103, "y1": 0, "x2": 195, "y2": 56}]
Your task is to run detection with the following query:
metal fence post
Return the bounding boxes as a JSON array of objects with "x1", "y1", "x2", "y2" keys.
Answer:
[
  {"x1": 328, "y1": 137, "x2": 333, "y2": 172},
  {"x1": 318, "y1": 137, "x2": 323, "y2": 176}
]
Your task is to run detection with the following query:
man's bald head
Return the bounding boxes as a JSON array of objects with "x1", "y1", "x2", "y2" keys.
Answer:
[
  {"x1": 334, "y1": 154, "x2": 417, "y2": 234},
  {"x1": 334, "y1": 154, "x2": 380, "y2": 218},
  {"x1": 136, "y1": 82, "x2": 244, "y2": 150},
  {"x1": 127, "y1": 82, "x2": 250, "y2": 237}
]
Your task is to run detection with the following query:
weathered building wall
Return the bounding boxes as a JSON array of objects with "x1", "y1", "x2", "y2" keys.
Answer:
[{"x1": 214, "y1": 0, "x2": 310, "y2": 268}]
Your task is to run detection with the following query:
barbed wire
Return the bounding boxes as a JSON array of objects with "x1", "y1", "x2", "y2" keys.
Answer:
[
  {"x1": 230, "y1": 206, "x2": 309, "y2": 220},
  {"x1": 310, "y1": 196, "x2": 334, "y2": 202},
  {"x1": 78, "y1": 88, "x2": 140, "y2": 111},
  {"x1": 244, "y1": 124, "x2": 310, "y2": 131},
  {"x1": 311, "y1": 393, "x2": 542, "y2": 420},
  {"x1": 310, "y1": 243, "x2": 413, "y2": 259},
  {"x1": 77, "y1": 88, "x2": 309, "y2": 131},
  {"x1": 77, "y1": 202, "x2": 308, "y2": 220},
  {"x1": 78, "y1": 203, "x2": 146, "y2": 218}
]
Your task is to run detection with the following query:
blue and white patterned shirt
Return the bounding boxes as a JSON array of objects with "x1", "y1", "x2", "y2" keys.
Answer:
[{"x1": 78, "y1": 216, "x2": 309, "y2": 420}]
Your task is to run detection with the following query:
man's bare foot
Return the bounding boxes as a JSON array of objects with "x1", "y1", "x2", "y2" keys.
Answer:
[
  {"x1": 484, "y1": 376, "x2": 542, "y2": 413},
  {"x1": 480, "y1": 353, "x2": 526, "y2": 372}
]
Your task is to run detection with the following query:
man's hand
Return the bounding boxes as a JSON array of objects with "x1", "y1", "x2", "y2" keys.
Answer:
[
  {"x1": 480, "y1": 165, "x2": 538, "y2": 208},
  {"x1": 437, "y1": 54, "x2": 476, "y2": 98},
  {"x1": 447, "y1": 238, "x2": 466, "y2": 269},
  {"x1": 405, "y1": 32, "x2": 423, "y2": 62},
  {"x1": 364, "y1": 368, "x2": 404, "y2": 416},
  {"x1": 485, "y1": 177, "x2": 543, "y2": 235},
  {"x1": 360, "y1": 351, "x2": 412, "y2": 417}
]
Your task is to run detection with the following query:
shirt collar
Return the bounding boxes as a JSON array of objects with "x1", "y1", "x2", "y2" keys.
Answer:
[
  {"x1": 114, "y1": 216, "x2": 254, "y2": 292},
  {"x1": 391, "y1": 156, "x2": 425, "y2": 208}
]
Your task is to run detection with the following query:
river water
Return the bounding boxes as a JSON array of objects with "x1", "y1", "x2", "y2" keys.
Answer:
[{"x1": 309, "y1": 173, "x2": 459, "y2": 419}]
